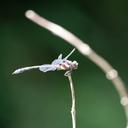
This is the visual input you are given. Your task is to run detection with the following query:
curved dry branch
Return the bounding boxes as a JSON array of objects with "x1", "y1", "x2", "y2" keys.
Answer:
[{"x1": 25, "y1": 10, "x2": 128, "y2": 128}]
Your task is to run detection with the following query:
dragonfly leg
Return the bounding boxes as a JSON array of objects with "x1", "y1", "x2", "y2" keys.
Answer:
[{"x1": 64, "y1": 70, "x2": 72, "y2": 76}]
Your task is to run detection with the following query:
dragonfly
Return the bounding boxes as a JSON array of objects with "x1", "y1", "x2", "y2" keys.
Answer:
[{"x1": 12, "y1": 48, "x2": 78, "y2": 75}]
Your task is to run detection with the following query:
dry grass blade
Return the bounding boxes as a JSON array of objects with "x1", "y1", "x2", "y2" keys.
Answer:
[{"x1": 25, "y1": 10, "x2": 128, "y2": 128}]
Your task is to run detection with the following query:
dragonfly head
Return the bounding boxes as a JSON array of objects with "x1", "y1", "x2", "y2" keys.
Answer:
[{"x1": 72, "y1": 61, "x2": 78, "y2": 69}]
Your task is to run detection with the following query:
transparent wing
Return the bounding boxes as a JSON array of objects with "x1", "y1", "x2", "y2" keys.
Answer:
[
  {"x1": 63, "y1": 48, "x2": 75, "y2": 60},
  {"x1": 51, "y1": 54, "x2": 63, "y2": 65},
  {"x1": 58, "y1": 54, "x2": 62, "y2": 59},
  {"x1": 51, "y1": 59, "x2": 62, "y2": 65},
  {"x1": 39, "y1": 64, "x2": 57, "y2": 72}
]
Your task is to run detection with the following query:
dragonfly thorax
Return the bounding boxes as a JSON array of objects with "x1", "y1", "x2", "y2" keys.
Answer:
[{"x1": 57, "y1": 60, "x2": 78, "y2": 71}]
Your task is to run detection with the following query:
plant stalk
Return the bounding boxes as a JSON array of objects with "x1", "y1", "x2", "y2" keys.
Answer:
[{"x1": 67, "y1": 73, "x2": 76, "y2": 128}]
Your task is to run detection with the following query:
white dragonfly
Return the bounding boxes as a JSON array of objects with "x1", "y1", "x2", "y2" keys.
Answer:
[{"x1": 12, "y1": 48, "x2": 78, "y2": 75}]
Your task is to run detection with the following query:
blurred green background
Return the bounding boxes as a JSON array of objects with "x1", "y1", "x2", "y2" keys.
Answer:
[{"x1": 1, "y1": 0, "x2": 128, "y2": 128}]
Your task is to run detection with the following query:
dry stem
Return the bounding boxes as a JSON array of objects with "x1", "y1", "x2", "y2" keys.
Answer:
[
  {"x1": 67, "y1": 72, "x2": 76, "y2": 128},
  {"x1": 25, "y1": 10, "x2": 128, "y2": 128}
]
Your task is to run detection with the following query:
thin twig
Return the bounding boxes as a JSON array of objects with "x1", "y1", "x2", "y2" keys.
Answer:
[
  {"x1": 25, "y1": 10, "x2": 128, "y2": 128},
  {"x1": 66, "y1": 72, "x2": 76, "y2": 128}
]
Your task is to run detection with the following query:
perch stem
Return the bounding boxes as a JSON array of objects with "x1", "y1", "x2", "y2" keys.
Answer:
[{"x1": 67, "y1": 73, "x2": 76, "y2": 128}]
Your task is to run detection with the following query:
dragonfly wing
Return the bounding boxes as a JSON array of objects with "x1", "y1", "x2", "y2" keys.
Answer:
[
  {"x1": 58, "y1": 54, "x2": 62, "y2": 59},
  {"x1": 51, "y1": 54, "x2": 63, "y2": 65},
  {"x1": 51, "y1": 59, "x2": 62, "y2": 65},
  {"x1": 63, "y1": 48, "x2": 75, "y2": 60},
  {"x1": 39, "y1": 64, "x2": 57, "y2": 72}
]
